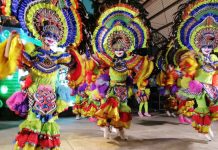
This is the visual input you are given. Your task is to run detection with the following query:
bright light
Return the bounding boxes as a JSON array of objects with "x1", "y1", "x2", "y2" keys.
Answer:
[
  {"x1": 1, "y1": 85, "x2": 8, "y2": 94},
  {"x1": 21, "y1": 39, "x2": 27, "y2": 44},
  {"x1": 7, "y1": 75, "x2": 14, "y2": 80},
  {"x1": 2, "y1": 30, "x2": 10, "y2": 39}
]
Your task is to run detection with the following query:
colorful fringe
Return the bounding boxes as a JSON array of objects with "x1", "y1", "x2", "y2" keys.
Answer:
[
  {"x1": 6, "y1": 91, "x2": 29, "y2": 117},
  {"x1": 56, "y1": 99, "x2": 68, "y2": 114},
  {"x1": 178, "y1": 100, "x2": 194, "y2": 117},
  {"x1": 95, "y1": 97, "x2": 132, "y2": 129},
  {"x1": 73, "y1": 103, "x2": 82, "y2": 115},
  {"x1": 85, "y1": 103, "x2": 98, "y2": 117},
  {"x1": 15, "y1": 128, "x2": 60, "y2": 149},
  {"x1": 14, "y1": 142, "x2": 60, "y2": 150},
  {"x1": 209, "y1": 103, "x2": 218, "y2": 121},
  {"x1": 192, "y1": 113, "x2": 211, "y2": 134},
  {"x1": 73, "y1": 101, "x2": 88, "y2": 117},
  {"x1": 15, "y1": 111, "x2": 60, "y2": 149}
]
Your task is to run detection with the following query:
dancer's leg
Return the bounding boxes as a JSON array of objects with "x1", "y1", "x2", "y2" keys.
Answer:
[
  {"x1": 138, "y1": 102, "x2": 144, "y2": 117},
  {"x1": 119, "y1": 128, "x2": 128, "y2": 140},
  {"x1": 144, "y1": 101, "x2": 151, "y2": 117}
]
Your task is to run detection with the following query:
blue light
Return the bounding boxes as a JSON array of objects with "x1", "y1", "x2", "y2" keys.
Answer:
[
  {"x1": 0, "y1": 27, "x2": 42, "y2": 46},
  {"x1": 20, "y1": 29, "x2": 42, "y2": 46}
]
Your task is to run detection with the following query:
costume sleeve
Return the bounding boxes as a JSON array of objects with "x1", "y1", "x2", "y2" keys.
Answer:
[
  {"x1": 22, "y1": 43, "x2": 37, "y2": 67},
  {"x1": 177, "y1": 88, "x2": 204, "y2": 99},
  {"x1": 0, "y1": 34, "x2": 23, "y2": 79},
  {"x1": 56, "y1": 99, "x2": 68, "y2": 114},
  {"x1": 126, "y1": 55, "x2": 143, "y2": 69},
  {"x1": 96, "y1": 52, "x2": 113, "y2": 67}
]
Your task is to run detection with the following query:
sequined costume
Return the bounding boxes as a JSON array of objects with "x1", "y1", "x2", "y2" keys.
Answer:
[
  {"x1": 9, "y1": 48, "x2": 71, "y2": 149},
  {"x1": 175, "y1": 0, "x2": 218, "y2": 138},
  {"x1": 4, "y1": 0, "x2": 83, "y2": 149},
  {"x1": 92, "y1": 4, "x2": 153, "y2": 139}
]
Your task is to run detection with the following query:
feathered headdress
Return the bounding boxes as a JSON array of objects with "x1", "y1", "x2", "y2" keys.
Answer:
[
  {"x1": 11, "y1": 0, "x2": 82, "y2": 47},
  {"x1": 177, "y1": 0, "x2": 218, "y2": 52},
  {"x1": 92, "y1": 3, "x2": 149, "y2": 59}
]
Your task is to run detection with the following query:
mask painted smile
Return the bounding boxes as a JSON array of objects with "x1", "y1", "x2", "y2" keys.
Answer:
[{"x1": 115, "y1": 50, "x2": 124, "y2": 57}]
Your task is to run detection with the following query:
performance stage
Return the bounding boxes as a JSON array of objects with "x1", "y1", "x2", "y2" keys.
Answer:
[{"x1": 0, "y1": 114, "x2": 217, "y2": 150}]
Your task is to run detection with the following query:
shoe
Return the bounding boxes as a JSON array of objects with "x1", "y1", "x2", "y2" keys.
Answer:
[
  {"x1": 184, "y1": 117, "x2": 192, "y2": 124},
  {"x1": 119, "y1": 128, "x2": 128, "y2": 140},
  {"x1": 89, "y1": 117, "x2": 97, "y2": 122},
  {"x1": 138, "y1": 112, "x2": 143, "y2": 117},
  {"x1": 209, "y1": 128, "x2": 214, "y2": 139},
  {"x1": 112, "y1": 127, "x2": 118, "y2": 134},
  {"x1": 76, "y1": 115, "x2": 80, "y2": 120},
  {"x1": 178, "y1": 115, "x2": 185, "y2": 124},
  {"x1": 166, "y1": 111, "x2": 171, "y2": 117},
  {"x1": 171, "y1": 113, "x2": 176, "y2": 118},
  {"x1": 205, "y1": 134, "x2": 212, "y2": 141},
  {"x1": 104, "y1": 127, "x2": 110, "y2": 139},
  {"x1": 144, "y1": 112, "x2": 151, "y2": 117}
]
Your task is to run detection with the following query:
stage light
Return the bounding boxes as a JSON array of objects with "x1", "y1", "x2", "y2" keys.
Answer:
[
  {"x1": 2, "y1": 30, "x2": 10, "y2": 38},
  {"x1": 1, "y1": 85, "x2": 8, "y2": 94}
]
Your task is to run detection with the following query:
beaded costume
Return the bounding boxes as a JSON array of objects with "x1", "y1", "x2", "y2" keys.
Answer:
[
  {"x1": 92, "y1": 3, "x2": 153, "y2": 139},
  {"x1": 175, "y1": 0, "x2": 218, "y2": 140},
  {"x1": 2, "y1": 0, "x2": 84, "y2": 149}
]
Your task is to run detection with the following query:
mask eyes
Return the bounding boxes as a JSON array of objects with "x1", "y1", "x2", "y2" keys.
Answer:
[
  {"x1": 208, "y1": 45, "x2": 213, "y2": 49},
  {"x1": 201, "y1": 45, "x2": 213, "y2": 49}
]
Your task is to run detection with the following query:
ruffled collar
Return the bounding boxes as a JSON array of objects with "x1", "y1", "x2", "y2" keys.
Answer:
[{"x1": 38, "y1": 49, "x2": 54, "y2": 54}]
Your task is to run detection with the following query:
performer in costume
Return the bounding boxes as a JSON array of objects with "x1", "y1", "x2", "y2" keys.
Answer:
[
  {"x1": 85, "y1": 73, "x2": 110, "y2": 122},
  {"x1": 82, "y1": 56, "x2": 100, "y2": 121},
  {"x1": 86, "y1": 89, "x2": 101, "y2": 122},
  {"x1": 156, "y1": 50, "x2": 177, "y2": 117},
  {"x1": 73, "y1": 83, "x2": 89, "y2": 120},
  {"x1": 178, "y1": 80, "x2": 215, "y2": 141},
  {"x1": 135, "y1": 80, "x2": 151, "y2": 117},
  {"x1": 176, "y1": 51, "x2": 197, "y2": 124},
  {"x1": 176, "y1": 0, "x2": 218, "y2": 141},
  {"x1": 4, "y1": 0, "x2": 84, "y2": 149},
  {"x1": 165, "y1": 65, "x2": 180, "y2": 118},
  {"x1": 92, "y1": 3, "x2": 153, "y2": 139}
]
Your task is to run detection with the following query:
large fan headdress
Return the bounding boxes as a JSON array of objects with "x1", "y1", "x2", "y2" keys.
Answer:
[
  {"x1": 92, "y1": 3, "x2": 149, "y2": 58},
  {"x1": 177, "y1": 0, "x2": 218, "y2": 52},
  {"x1": 11, "y1": 0, "x2": 82, "y2": 47}
]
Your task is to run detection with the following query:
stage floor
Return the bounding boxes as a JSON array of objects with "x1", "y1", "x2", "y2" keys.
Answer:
[{"x1": 0, "y1": 113, "x2": 217, "y2": 150}]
